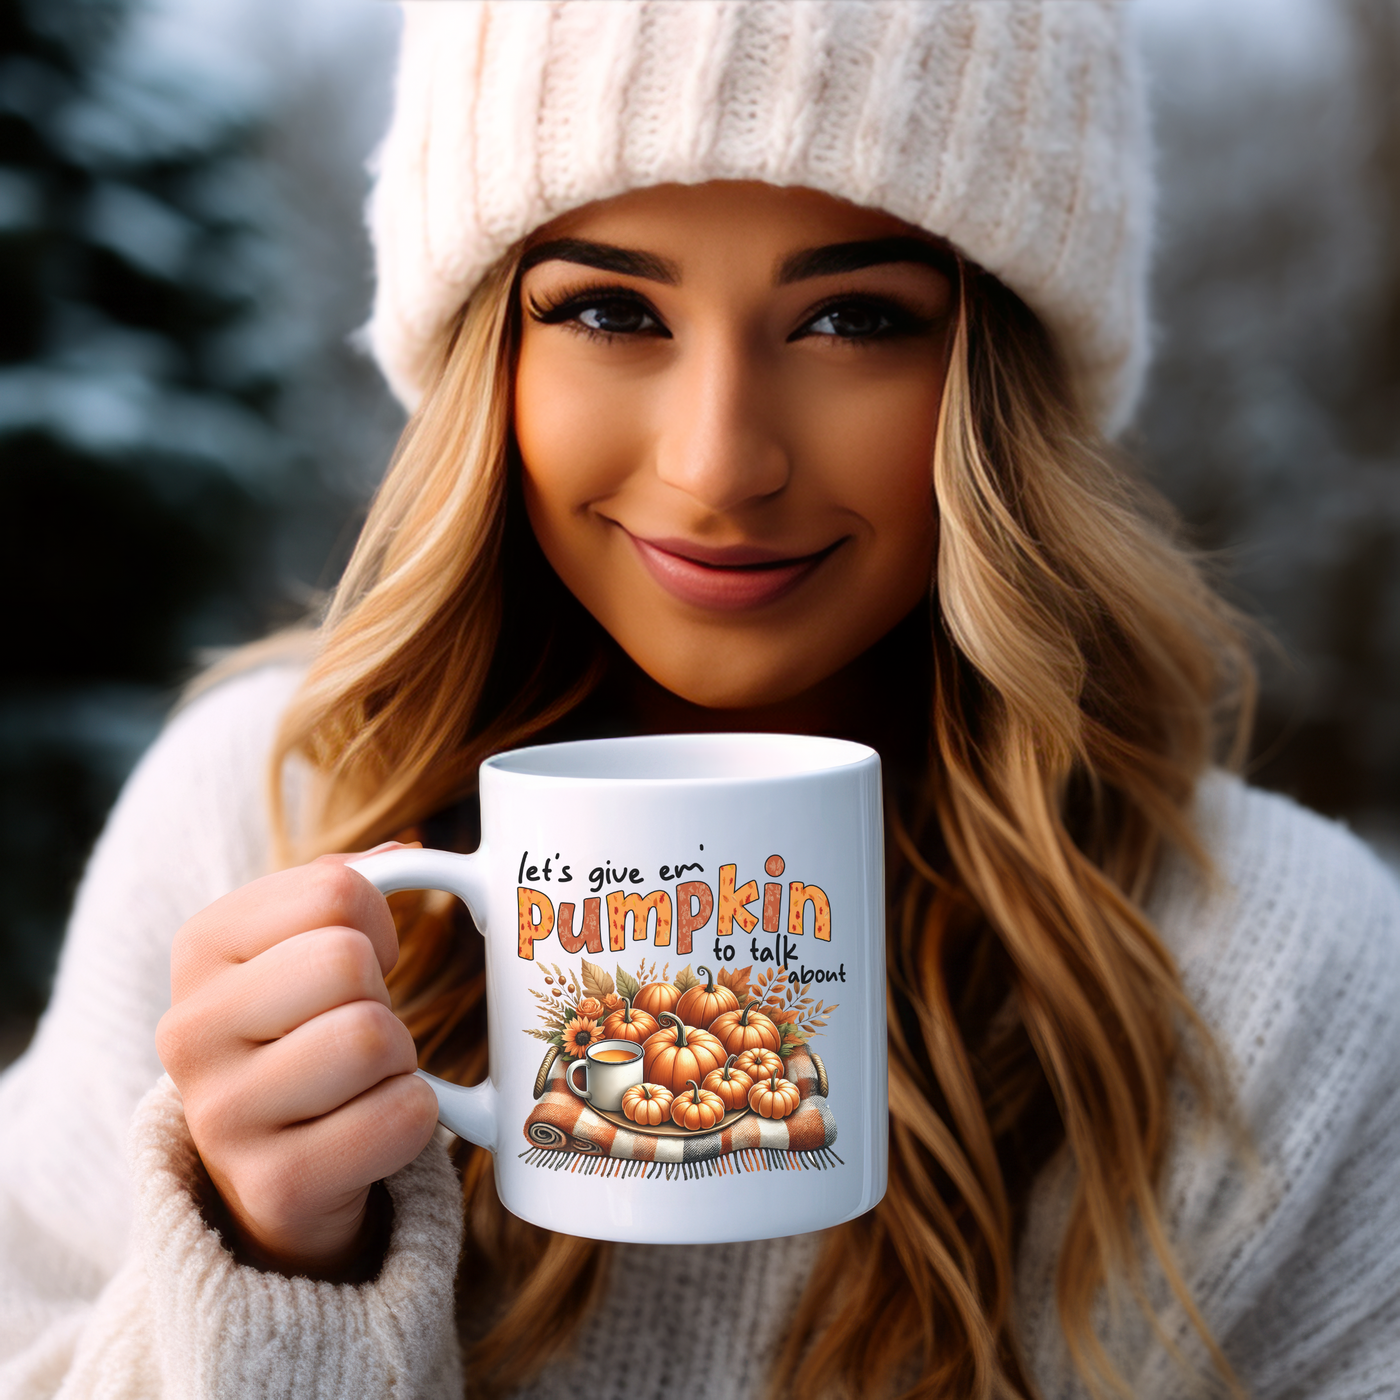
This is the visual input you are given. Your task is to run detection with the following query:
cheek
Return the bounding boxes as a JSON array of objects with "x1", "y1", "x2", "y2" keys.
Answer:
[
  {"x1": 513, "y1": 336, "x2": 650, "y2": 515},
  {"x1": 797, "y1": 363, "x2": 941, "y2": 569}
]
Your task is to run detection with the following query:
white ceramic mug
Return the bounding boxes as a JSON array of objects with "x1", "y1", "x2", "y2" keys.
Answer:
[
  {"x1": 565, "y1": 1038, "x2": 645, "y2": 1111},
  {"x1": 351, "y1": 732, "x2": 887, "y2": 1245}
]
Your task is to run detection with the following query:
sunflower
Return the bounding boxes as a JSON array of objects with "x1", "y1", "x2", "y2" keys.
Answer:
[
  {"x1": 561, "y1": 1017, "x2": 600, "y2": 1059},
  {"x1": 576, "y1": 996, "x2": 605, "y2": 1019}
]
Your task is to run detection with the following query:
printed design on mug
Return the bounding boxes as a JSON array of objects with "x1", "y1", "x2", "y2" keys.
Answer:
[{"x1": 518, "y1": 852, "x2": 842, "y2": 1177}]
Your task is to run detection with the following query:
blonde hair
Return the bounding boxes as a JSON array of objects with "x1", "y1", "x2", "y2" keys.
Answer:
[{"x1": 272, "y1": 245, "x2": 1253, "y2": 1398}]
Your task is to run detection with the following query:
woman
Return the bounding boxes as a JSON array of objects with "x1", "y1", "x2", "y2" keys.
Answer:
[{"x1": 2, "y1": 4, "x2": 1397, "y2": 1398}]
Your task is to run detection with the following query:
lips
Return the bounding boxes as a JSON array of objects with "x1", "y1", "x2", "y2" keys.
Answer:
[{"x1": 627, "y1": 532, "x2": 844, "y2": 611}]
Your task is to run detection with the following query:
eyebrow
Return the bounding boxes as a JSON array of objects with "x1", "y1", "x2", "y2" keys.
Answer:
[
  {"x1": 518, "y1": 233, "x2": 956, "y2": 287},
  {"x1": 776, "y1": 236, "x2": 956, "y2": 284},
  {"x1": 520, "y1": 238, "x2": 680, "y2": 284}
]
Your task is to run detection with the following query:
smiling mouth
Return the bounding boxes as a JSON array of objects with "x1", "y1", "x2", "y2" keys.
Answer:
[{"x1": 626, "y1": 532, "x2": 846, "y2": 611}]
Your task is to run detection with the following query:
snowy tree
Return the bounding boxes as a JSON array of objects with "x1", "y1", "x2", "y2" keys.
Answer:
[{"x1": 0, "y1": 0, "x2": 387, "y2": 1030}]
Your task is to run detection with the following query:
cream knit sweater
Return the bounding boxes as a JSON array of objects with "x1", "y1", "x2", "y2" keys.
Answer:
[{"x1": 0, "y1": 664, "x2": 1397, "y2": 1399}]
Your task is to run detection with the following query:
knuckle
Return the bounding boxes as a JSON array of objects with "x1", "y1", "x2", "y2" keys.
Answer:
[
  {"x1": 168, "y1": 906, "x2": 227, "y2": 986},
  {"x1": 337, "y1": 1001, "x2": 413, "y2": 1071},
  {"x1": 181, "y1": 1076, "x2": 243, "y2": 1148},
  {"x1": 396, "y1": 1074, "x2": 441, "y2": 1136},
  {"x1": 155, "y1": 1001, "x2": 210, "y2": 1076},
  {"x1": 313, "y1": 926, "x2": 379, "y2": 993},
  {"x1": 154, "y1": 1006, "x2": 186, "y2": 1069},
  {"x1": 305, "y1": 861, "x2": 374, "y2": 926},
  {"x1": 368, "y1": 1075, "x2": 439, "y2": 1160}
]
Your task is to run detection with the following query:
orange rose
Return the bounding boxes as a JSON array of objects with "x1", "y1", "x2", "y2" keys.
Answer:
[{"x1": 576, "y1": 996, "x2": 605, "y2": 1019}]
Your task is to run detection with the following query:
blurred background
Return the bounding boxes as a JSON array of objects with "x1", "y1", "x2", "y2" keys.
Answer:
[{"x1": 1, "y1": 0, "x2": 1397, "y2": 1059}]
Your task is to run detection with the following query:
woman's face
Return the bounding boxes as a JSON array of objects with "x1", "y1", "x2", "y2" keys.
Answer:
[{"x1": 514, "y1": 181, "x2": 953, "y2": 710}]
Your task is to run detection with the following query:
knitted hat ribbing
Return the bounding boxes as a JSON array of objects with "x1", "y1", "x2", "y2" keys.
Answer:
[{"x1": 368, "y1": 0, "x2": 1151, "y2": 435}]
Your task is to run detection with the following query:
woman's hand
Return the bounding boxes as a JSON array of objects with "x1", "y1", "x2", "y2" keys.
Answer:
[{"x1": 155, "y1": 847, "x2": 440, "y2": 1278}]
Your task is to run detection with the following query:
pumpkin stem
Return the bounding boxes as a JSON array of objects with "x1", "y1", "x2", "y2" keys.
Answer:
[
  {"x1": 659, "y1": 1010, "x2": 688, "y2": 1045},
  {"x1": 739, "y1": 999, "x2": 763, "y2": 1025},
  {"x1": 768, "y1": 1074, "x2": 781, "y2": 1091},
  {"x1": 724, "y1": 1053, "x2": 738, "y2": 1071},
  {"x1": 698, "y1": 963, "x2": 718, "y2": 993},
  {"x1": 686, "y1": 1078, "x2": 701, "y2": 1103}
]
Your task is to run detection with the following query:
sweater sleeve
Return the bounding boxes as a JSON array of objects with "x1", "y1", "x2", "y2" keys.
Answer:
[
  {"x1": 1169, "y1": 778, "x2": 1400, "y2": 1398},
  {"x1": 1016, "y1": 773, "x2": 1400, "y2": 1399},
  {"x1": 0, "y1": 665, "x2": 466, "y2": 1399}
]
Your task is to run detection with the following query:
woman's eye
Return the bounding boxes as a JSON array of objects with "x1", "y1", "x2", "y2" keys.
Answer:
[
  {"x1": 529, "y1": 288, "x2": 668, "y2": 339},
  {"x1": 803, "y1": 302, "x2": 897, "y2": 340},
  {"x1": 574, "y1": 299, "x2": 661, "y2": 336}
]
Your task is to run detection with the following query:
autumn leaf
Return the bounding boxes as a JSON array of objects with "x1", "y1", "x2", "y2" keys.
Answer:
[
  {"x1": 581, "y1": 959, "x2": 615, "y2": 999},
  {"x1": 615, "y1": 965, "x2": 641, "y2": 1000},
  {"x1": 716, "y1": 964, "x2": 752, "y2": 1002},
  {"x1": 778, "y1": 1021, "x2": 812, "y2": 1052},
  {"x1": 673, "y1": 964, "x2": 701, "y2": 993}
]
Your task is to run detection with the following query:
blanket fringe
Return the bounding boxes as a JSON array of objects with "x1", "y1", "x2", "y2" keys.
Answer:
[{"x1": 518, "y1": 1146, "x2": 845, "y2": 1176}]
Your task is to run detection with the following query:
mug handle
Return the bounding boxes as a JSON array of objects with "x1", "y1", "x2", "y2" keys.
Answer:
[
  {"x1": 566, "y1": 1060, "x2": 589, "y2": 1100},
  {"x1": 348, "y1": 847, "x2": 499, "y2": 1153}
]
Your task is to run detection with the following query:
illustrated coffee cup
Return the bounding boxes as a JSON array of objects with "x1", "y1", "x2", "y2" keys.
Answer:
[
  {"x1": 351, "y1": 732, "x2": 887, "y2": 1245},
  {"x1": 566, "y1": 1038, "x2": 644, "y2": 1111}
]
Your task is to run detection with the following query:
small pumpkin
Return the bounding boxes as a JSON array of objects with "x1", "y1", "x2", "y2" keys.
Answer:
[
  {"x1": 734, "y1": 1046, "x2": 784, "y2": 1083},
  {"x1": 620, "y1": 1082, "x2": 674, "y2": 1127},
  {"x1": 748, "y1": 1073, "x2": 802, "y2": 1120},
  {"x1": 602, "y1": 996, "x2": 660, "y2": 1045},
  {"x1": 675, "y1": 964, "x2": 740, "y2": 1029},
  {"x1": 633, "y1": 979, "x2": 681, "y2": 1021},
  {"x1": 701, "y1": 1054, "x2": 753, "y2": 1112},
  {"x1": 671, "y1": 1079, "x2": 726, "y2": 1132},
  {"x1": 709, "y1": 999, "x2": 782, "y2": 1057},
  {"x1": 642, "y1": 1012, "x2": 728, "y2": 1094}
]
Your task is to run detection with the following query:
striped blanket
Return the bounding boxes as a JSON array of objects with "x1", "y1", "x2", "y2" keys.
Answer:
[{"x1": 521, "y1": 1048, "x2": 840, "y2": 1176}]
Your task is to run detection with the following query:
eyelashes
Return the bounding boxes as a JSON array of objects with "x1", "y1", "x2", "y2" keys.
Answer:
[
  {"x1": 525, "y1": 282, "x2": 939, "y2": 345},
  {"x1": 527, "y1": 285, "x2": 669, "y2": 342},
  {"x1": 789, "y1": 293, "x2": 935, "y2": 343}
]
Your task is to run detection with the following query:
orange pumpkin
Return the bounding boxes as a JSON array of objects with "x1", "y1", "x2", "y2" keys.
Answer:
[
  {"x1": 602, "y1": 996, "x2": 660, "y2": 1045},
  {"x1": 633, "y1": 980, "x2": 681, "y2": 1022},
  {"x1": 642, "y1": 1012, "x2": 727, "y2": 1094},
  {"x1": 675, "y1": 964, "x2": 739, "y2": 1029},
  {"x1": 701, "y1": 1054, "x2": 753, "y2": 1112},
  {"x1": 734, "y1": 1047, "x2": 784, "y2": 1082},
  {"x1": 671, "y1": 1079, "x2": 726, "y2": 1132},
  {"x1": 620, "y1": 1082, "x2": 673, "y2": 1127},
  {"x1": 748, "y1": 1074, "x2": 802, "y2": 1120},
  {"x1": 709, "y1": 999, "x2": 782, "y2": 1057}
]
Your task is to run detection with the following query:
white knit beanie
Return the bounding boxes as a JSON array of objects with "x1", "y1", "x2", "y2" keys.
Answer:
[{"x1": 367, "y1": 0, "x2": 1151, "y2": 436}]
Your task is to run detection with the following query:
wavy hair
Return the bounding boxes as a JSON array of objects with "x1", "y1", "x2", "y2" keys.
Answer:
[{"x1": 270, "y1": 243, "x2": 1253, "y2": 1399}]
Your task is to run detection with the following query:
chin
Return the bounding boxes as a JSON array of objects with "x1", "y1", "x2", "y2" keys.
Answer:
[{"x1": 633, "y1": 649, "x2": 839, "y2": 714}]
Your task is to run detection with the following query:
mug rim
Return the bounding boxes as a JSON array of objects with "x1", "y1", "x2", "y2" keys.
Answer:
[
  {"x1": 482, "y1": 731, "x2": 877, "y2": 786},
  {"x1": 585, "y1": 1038, "x2": 644, "y2": 1063}
]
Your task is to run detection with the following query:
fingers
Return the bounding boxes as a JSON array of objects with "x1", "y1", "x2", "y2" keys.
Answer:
[
  {"x1": 210, "y1": 1072, "x2": 440, "y2": 1266},
  {"x1": 220, "y1": 998, "x2": 421, "y2": 1129},
  {"x1": 170, "y1": 849, "x2": 407, "y2": 998},
  {"x1": 160, "y1": 926, "x2": 393, "y2": 1070},
  {"x1": 159, "y1": 841, "x2": 439, "y2": 1274},
  {"x1": 277, "y1": 1072, "x2": 441, "y2": 1194}
]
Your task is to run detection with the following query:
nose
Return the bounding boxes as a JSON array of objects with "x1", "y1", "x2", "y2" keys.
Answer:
[{"x1": 652, "y1": 333, "x2": 790, "y2": 512}]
